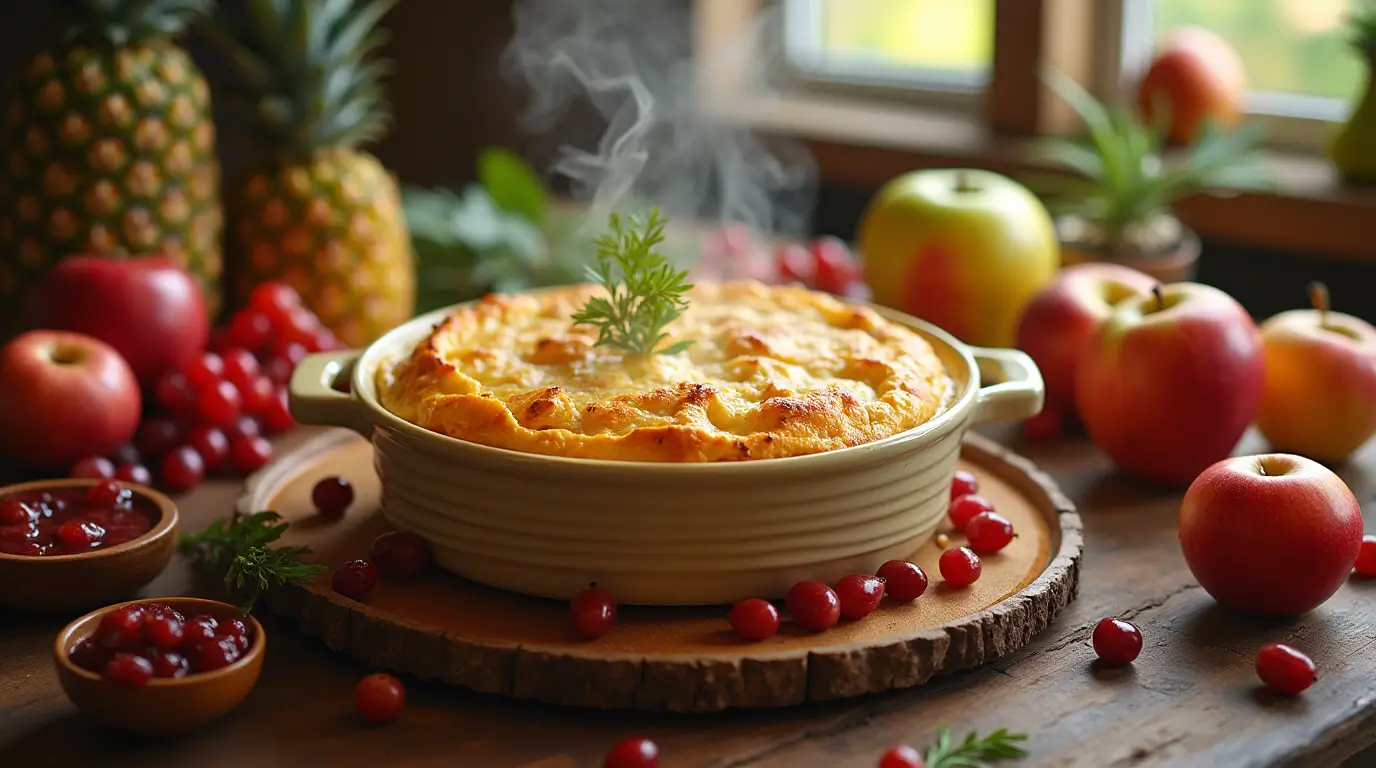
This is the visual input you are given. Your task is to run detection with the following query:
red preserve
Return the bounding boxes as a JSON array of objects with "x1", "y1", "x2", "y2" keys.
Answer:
[
  {"x1": 69, "y1": 602, "x2": 256, "y2": 686},
  {"x1": 0, "y1": 481, "x2": 156, "y2": 557}
]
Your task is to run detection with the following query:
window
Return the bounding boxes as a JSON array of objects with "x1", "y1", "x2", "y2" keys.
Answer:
[{"x1": 781, "y1": 0, "x2": 995, "y2": 100}]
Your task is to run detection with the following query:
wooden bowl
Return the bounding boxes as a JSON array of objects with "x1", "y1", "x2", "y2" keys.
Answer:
[
  {"x1": 53, "y1": 597, "x2": 266, "y2": 736},
  {"x1": 289, "y1": 284, "x2": 1045, "y2": 606},
  {"x1": 0, "y1": 478, "x2": 179, "y2": 614}
]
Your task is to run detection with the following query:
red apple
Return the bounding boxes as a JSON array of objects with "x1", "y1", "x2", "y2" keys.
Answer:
[
  {"x1": 1255, "y1": 282, "x2": 1376, "y2": 463},
  {"x1": 1014, "y1": 263, "x2": 1157, "y2": 419},
  {"x1": 1075, "y1": 282, "x2": 1264, "y2": 486},
  {"x1": 1137, "y1": 27, "x2": 1246, "y2": 145},
  {"x1": 0, "y1": 330, "x2": 142, "y2": 470},
  {"x1": 30, "y1": 254, "x2": 209, "y2": 389},
  {"x1": 1180, "y1": 453, "x2": 1363, "y2": 616}
]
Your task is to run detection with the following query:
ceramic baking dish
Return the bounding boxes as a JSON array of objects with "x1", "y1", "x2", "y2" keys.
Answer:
[{"x1": 289, "y1": 291, "x2": 1044, "y2": 605}]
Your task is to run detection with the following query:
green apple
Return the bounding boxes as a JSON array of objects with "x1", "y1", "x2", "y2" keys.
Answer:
[{"x1": 856, "y1": 169, "x2": 1059, "y2": 348}]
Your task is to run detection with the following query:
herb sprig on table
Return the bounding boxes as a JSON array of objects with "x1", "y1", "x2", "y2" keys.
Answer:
[
  {"x1": 570, "y1": 207, "x2": 694, "y2": 357},
  {"x1": 922, "y1": 727, "x2": 1029, "y2": 767},
  {"x1": 180, "y1": 511, "x2": 327, "y2": 613}
]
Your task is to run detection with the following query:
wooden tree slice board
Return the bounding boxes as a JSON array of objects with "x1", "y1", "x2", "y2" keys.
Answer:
[{"x1": 242, "y1": 429, "x2": 1083, "y2": 712}]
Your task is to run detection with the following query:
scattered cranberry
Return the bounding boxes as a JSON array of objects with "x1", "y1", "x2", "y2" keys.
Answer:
[
  {"x1": 1092, "y1": 618, "x2": 1142, "y2": 665},
  {"x1": 229, "y1": 309, "x2": 273, "y2": 351},
  {"x1": 950, "y1": 469, "x2": 979, "y2": 500},
  {"x1": 135, "y1": 416, "x2": 184, "y2": 458},
  {"x1": 114, "y1": 463, "x2": 153, "y2": 486},
  {"x1": 262, "y1": 357, "x2": 295, "y2": 386},
  {"x1": 272, "y1": 341, "x2": 308, "y2": 369},
  {"x1": 0, "y1": 498, "x2": 34, "y2": 526},
  {"x1": 1023, "y1": 409, "x2": 1063, "y2": 441},
  {"x1": 879, "y1": 745, "x2": 925, "y2": 768},
  {"x1": 144, "y1": 613, "x2": 185, "y2": 649},
  {"x1": 834, "y1": 573, "x2": 885, "y2": 620},
  {"x1": 196, "y1": 379, "x2": 242, "y2": 427},
  {"x1": 193, "y1": 635, "x2": 241, "y2": 671},
  {"x1": 184, "y1": 352, "x2": 225, "y2": 389},
  {"x1": 101, "y1": 653, "x2": 154, "y2": 687},
  {"x1": 226, "y1": 414, "x2": 262, "y2": 440},
  {"x1": 786, "y1": 580, "x2": 841, "y2": 632},
  {"x1": 876, "y1": 559, "x2": 928, "y2": 602},
  {"x1": 162, "y1": 446, "x2": 206, "y2": 493},
  {"x1": 312, "y1": 476, "x2": 355, "y2": 520},
  {"x1": 155, "y1": 371, "x2": 197, "y2": 416},
  {"x1": 229, "y1": 434, "x2": 273, "y2": 473},
  {"x1": 56, "y1": 520, "x2": 105, "y2": 549},
  {"x1": 728, "y1": 597, "x2": 781, "y2": 641},
  {"x1": 775, "y1": 243, "x2": 814, "y2": 284},
  {"x1": 369, "y1": 530, "x2": 433, "y2": 579},
  {"x1": 70, "y1": 456, "x2": 116, "y2": 480},
  {"x1": 249, "y1": 281, "x2": 302, "y2": 320},
  {"x1": 965, "y1": 511, "x2": 1015, "y2": 554},
  {"x1": 1355, "y1": 534, "x2": 1376, "y2": 577},
  {"x1": 604, "y1": 736, "x2": 660, "y2": 768},
  {"x1": 258, "y1": 388, "x2": 296, "y2": 433},
  {"x1": 220, "y1": 348, "x2": 261, "y2": 390},
  {"x1": 84, "y1": 480, "x2": 126, "y2": 507},
  {"x1": 810, "y1": 235, "x2": 861, "y2": 295},
  {"x1": 333, "y1": 560, "x2": 380, "y2": 601},
  {"x1": 188, "y1": 426, "x2": 230, "y2": 471},
  {"x1": 1256, "y1": 642, "x2": 1317, "y2": 694},
  {"x1": 239, "y1": 375, "x2": 275, "y2": 414},
  {"x1": 355, "y1": 672, "x2": 406, "y2": 724},
  {"x1": 949, "y1": 494, "x2": 994, "y2": 532},
  {"x1": 939, "y1": 547, "x2": 982, "y2": 587},
  {"x1": 571, "y1": 584, "x2": 618, "y2": 639}
]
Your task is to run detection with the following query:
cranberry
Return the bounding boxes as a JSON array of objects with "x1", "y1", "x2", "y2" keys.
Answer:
[
  {"x1": 188, "y1": 426, "x2": 230, "y2": 471},
  {"x1": 966, "y1": 511, "x2": 1015, "y2": 554},
  {"x1": 70, "y1": 638, "x2": 110, "y2": 672},
  {"x1": 144, "y1": 613, "x2": 185, "y2": 649},
  {"x1": 162, "y1": 446, "x2": 206, "y2": 493},
  {"x1": 196, "y1": 379, "x2": 242, "y2": 427},
  {"x1": 218, "y1": 348, "x2": 260, "y2": 388},
  {"x1": 0, "y1": 499, "x2": 34, "y2": 526},
  {"x1": 308, "y1": 327, "x2": 340, "y2": 352},
  {"x1": 149, "y1": 649, "x2": 190, "y2": 678},
  {"x1": 114, "y1": 463, "x2": 153, "y2": 486},
  {"x1": 570, "y1": 584, "x2": 617, "y2": 639},
  {"x1": 239, "y1": 375, "x2": 276, "y2": 414},
  {"x1": 135, "y1": 416, "x2": 184, "y2": 458},
  {"x1": 1092, "y1": 618, "x2": 1142, "y2": 665},
  {"x1": 155, "y1": 371, "x2": 197, "y2": 416},
  {"x1": 834, "y1": 573, "x2": 885, "y2": 620},
  {"x1": 1355, "y1": 534, "x2": 1376, "y2": 577},
  {"x1": 271, "y1": 341, "x2": 309, "y2": 370},
  {"x1": 102, "y1": 653, "x2": 154, "y2": 686},
  {"x1": 786, "y1": 580, "x2": 841, "y2": 632},
  {"x1": 939, "y1": 547, "x2": 982, "y2": 587},
  {"x1": 727, "y1": 597, "x2": 781, "y2": 641},
  {"x1": 810, "y1": 235, "x2": 861, "y2": 295},
  {"x1": 193, "y1": 635, "x2": 241, "y2": 671},
  {"x1": 229, "y1": 309, "x2": 273, "y2": 351},
  {"x1": 259, "y1": 387, "x2": 296, "y2": 433},
  {"x1": 1256, "y1": 642, "x2": 1317, "y2": 694},
  {"x1": 604, "y1": 736, "x2": 660, "y2": 768},
  {"x1": 369, "y1": 530, "x2": 433, "y2": 579},
  {"x1": 333, "y1": 559, "x2": 380, "y2": 601},
  {"x1": 249, "y1": 281, "x2": 302, "y2": 321},
  {"x1": 876, "y1": 559, "x2": 928, "y2": 602},
  {"x1": 879, "y1": 745, "x2": 925, "y2": 768},
  {"x1": 96, "y1": 605, "x2": 146, "y2": 647},
  {"x1": 184, "y1": 352, "x2": 225, "y2": 389},
  {"x1": 220, "y1": 617, "x2": 252, "y2": 651},
  {"x1": 262, "y1": 356, "x2": 295, "y2": 385},
  {"x1": 184, "y1": 614, "x2": 219, "y2": 643},
  {"x1": 84, "y1": 480, "x2": 126, "y2": 507},
  {"x1": 226, "y1": 414, "x2": 262, "y2": 440},
  {"x1": 950, "y1": 469, "x2": 979, "y2": 500},
  {"x1": 775, "y1": 243, "x2": 815, "y2": 285},
  {"x1": 355, "y1": 672, "x2": 406, "y2": 724},
  {"x1": 70, "y1": 456, "x2": 116, "y2": 480},
  {"x1": 0, "y1": 525, "x2": 39, "y2": 544},
  {"x1": 312, "y1": 476, "x2": 354, "y2": 520},
  {"x1": 145, "y1": 602, "x2": 186, "y2": 622},
  {"x1": 949, "y1": 494, "x2": 994, "y2": 532},
  {"x1": 229, "y1": 434, "x2": 273, "y2": 473},
  {"x1": 56, "y1": 520, "x2": 105, "y2": 549}
]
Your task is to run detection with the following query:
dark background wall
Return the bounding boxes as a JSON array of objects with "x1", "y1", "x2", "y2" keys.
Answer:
[{"x1": 1, "y1": 0, "x2": 1372, "y2": 324}]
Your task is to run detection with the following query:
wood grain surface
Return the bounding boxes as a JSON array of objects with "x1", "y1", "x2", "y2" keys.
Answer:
[{"x1": 2, "y1": 424, "x2": 1375, "y2": 768}]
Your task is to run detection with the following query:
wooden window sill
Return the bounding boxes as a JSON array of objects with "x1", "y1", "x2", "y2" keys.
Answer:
[{"x1": 722, "y1": 94, "x2": 1376, "y2": 262}]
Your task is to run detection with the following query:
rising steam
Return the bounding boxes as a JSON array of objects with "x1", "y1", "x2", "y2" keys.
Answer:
[{"x1": 499, "y1": 0, "x2": 817, "y2": 241}]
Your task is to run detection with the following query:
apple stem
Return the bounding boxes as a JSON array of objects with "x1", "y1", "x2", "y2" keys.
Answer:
[
  {"x1": 954, "y1": 169, "x2": 977, "y2": 193},
  {"x1": 1152, "y1": 285, "x2": 1165, "y2": 314},
  {"x1": 1308, "y1": 281, "x2": 1330, "y2": 326}
]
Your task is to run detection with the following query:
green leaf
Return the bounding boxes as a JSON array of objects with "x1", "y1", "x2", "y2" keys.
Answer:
[{"x1": 478, "y1": 147, "x2": 550, "y2": 226}]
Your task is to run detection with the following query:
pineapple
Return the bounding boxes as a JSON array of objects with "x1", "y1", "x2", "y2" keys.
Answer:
[
  {"x1": 204, "y1": 0, "x2": 415, "y2": 348},
  {"x1": 0, "y1": 0, "x2": 222, "y2": 333}
]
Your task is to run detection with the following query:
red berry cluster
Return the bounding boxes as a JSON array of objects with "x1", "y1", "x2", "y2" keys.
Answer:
[
  {"x1": 0, "y1": 481, "x2": 154, "y2": 556},
  {"x1": 774, "y1": 236, "x2": 868, "y2": 298},
  {"x1": 947, "y1": 469, "x2": 1017, "y2": 555},
  {"x1": 66, "y1": 282, "x2": 338, "y2": 495},
  {"x1": 69, "y1": 602, "x2": 254, "y2": 686},
  {"x1": 331, "y1": 530, "x2": 435, "y2": 602}
]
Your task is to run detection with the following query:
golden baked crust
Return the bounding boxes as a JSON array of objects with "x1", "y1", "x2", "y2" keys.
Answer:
[{"x1": 376, "y1": 281, "x2": 951, "y2": 462}]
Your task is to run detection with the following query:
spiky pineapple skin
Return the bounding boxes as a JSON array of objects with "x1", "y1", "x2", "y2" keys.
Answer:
[
  {"x1": 0, "y1": 41, "x2": 222, "y2": 328},
  {"x1": 231, "y1": 149, "x2": 415, "y2": 347}
]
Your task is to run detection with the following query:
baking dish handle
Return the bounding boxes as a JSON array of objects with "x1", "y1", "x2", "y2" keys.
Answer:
[
  {"x1": 289, "y1": 350, "x2": 373, "y2": 437},
  {"x1": 970, "y1": 347, "x2": 1045, "y2": 425}
]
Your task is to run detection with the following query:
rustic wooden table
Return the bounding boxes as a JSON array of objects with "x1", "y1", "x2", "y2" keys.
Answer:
[{"x1": 2, "y1": 424, "x2": 1374, "y2": 768}]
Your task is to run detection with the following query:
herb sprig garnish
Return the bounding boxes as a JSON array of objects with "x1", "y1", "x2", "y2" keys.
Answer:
[
  {"x1": 179, "y1": 511, "x2": 327, "y2": 613},
  {"x1": 570, "y1": 207, "x2": 694, "y2": 357},
  {"x1": 923, "y1": 727, "x2": 1029, "y2": 767}
]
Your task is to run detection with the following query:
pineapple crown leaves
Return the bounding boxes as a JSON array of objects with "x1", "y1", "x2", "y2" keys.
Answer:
[
  {"x1": 55, "y1": 0, "x2": 212, "y2": 46},
  {"x1": 199, "y1": 0, "x2": 398, "y2": 156},
  {"x1": 1346, "y1": 6, "x2": 1376, "y2": 65},
  {"x1": 1034, "y1": 69, "x2": 1271, "y2": 247}
]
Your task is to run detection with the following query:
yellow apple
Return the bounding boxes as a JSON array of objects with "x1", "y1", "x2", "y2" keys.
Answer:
[
  {"x1": 1256, "y1": 283, "x2": 1376, "y2": 462},
  {"x1": 857, "y1": 169, "x2": 1059, "y2": 348}
]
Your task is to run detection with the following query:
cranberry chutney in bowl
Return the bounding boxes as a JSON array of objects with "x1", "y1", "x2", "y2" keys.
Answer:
[{"x1": 289, "y1": 280, "x2": 1044, "y2": 605}]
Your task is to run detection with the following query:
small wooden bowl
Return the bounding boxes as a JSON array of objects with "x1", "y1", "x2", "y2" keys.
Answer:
[
  {"x1": 0, "y1": 478, "x2": 179, "y2": 614},
  {"x1": 53, "y1": 597, "x2": 266, "y2": 736}
]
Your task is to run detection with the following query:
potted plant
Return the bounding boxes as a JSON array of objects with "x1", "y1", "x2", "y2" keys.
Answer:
[
  {"x1": 1329, "y1": 6, "x2": 1376, "y2": 184},
  {"x1": 1034, "y1": 71, "x2": 1272, "y2": 283}
]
